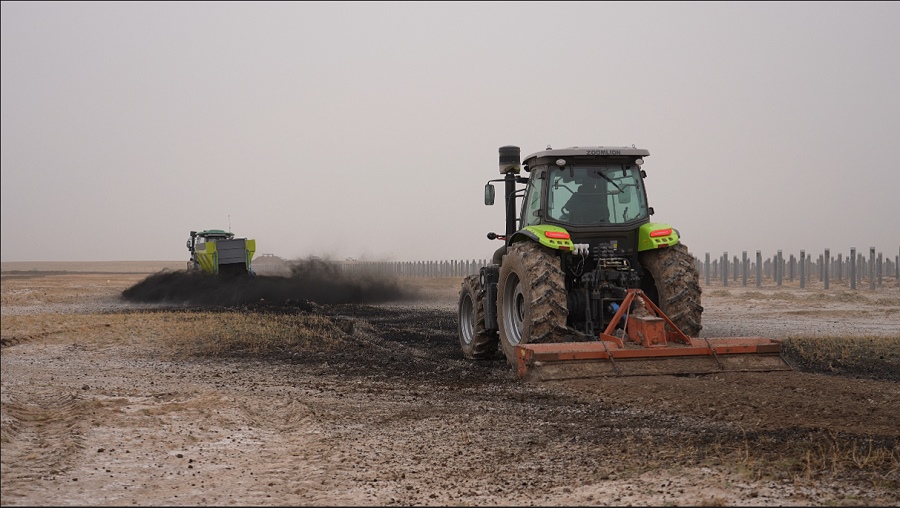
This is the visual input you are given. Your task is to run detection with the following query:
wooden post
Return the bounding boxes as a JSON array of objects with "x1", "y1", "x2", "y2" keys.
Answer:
[
  {"x1": 824, "y1": 248, "x2": 830, "y2": 289},
  {"x1": 704, "y1": 253, "x2": 710, "y2": 286},
  {"x1": 776, "y1": 250, "x2": 783, "y2": 287},
  {"x1": 877, "y1": 252, "x2": 883, "y2": 287},
  {"x1": 836, "y1": 253, "x2": 842, "y2": 282},
  {"x1": 756, "y1": 250, "x2": 762, "y2": 288},
  {"x1": 870, "y1": 247, "x2": 876, "y2": 290},
  {"x1": 722, "y1": 252, "x2": 728, "y2": 287},
  {"x1": 850, "y1": 247, "x2": 856, "y2": 290},
  {"x1": 742, "y1": 251, "x2": 748, "y2": 286},
  {"x1": 800, "y1": 249, "x2": 806, "y2": 289},
  {"x1": 807, "y1": 253, "x2": 812, "y2": 285}
]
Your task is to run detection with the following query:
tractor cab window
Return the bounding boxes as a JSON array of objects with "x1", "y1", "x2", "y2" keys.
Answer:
[
  {"x1": 547, "y1": 165, "x2": 648, "y2": 225},
  {"x1": 521, "y1": 169, "x2": 544, "y2": 227}
]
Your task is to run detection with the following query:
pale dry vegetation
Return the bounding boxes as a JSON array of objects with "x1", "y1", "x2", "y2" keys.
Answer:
[
  {"x1": 781, "y1": 336, "x2": 900, "y2": 380},
  {"x1": 156, "y1": 311, "x2": 344, "y2": 358}
]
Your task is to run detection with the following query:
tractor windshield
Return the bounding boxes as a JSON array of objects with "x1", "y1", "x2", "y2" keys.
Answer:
[{"x1": 546, "y1": 165, "x2": 648, "y2": 225}]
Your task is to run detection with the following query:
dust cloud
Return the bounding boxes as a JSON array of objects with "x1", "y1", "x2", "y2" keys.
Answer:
[{"x1": 121, "y1": 257, "x2": 416, "y2": 306}]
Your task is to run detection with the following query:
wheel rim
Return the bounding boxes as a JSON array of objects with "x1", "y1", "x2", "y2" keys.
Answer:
[
  {"x1": 459, "y1": 293, "x2": 475, "y2": 346},
  {"x1": 501, "y1": 273, "x2": 524, "y2": 346}
]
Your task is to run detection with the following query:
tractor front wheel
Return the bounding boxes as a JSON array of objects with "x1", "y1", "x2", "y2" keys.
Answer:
[
  {"x1": 496, "y1": 242, "x2": 569, "y2": 366},
  {"x1": 458, "y1": 275, "x2": 499, "y2": 360}
]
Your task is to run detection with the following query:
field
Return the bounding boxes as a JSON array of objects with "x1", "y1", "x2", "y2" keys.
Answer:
[{"x1": 1, "y1": 262, "x2": 899, "y2": 506}]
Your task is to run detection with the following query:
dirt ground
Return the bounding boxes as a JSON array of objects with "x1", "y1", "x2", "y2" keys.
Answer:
[{"x1": 1, "y1": 267, "x2": 899, "y2": 506}]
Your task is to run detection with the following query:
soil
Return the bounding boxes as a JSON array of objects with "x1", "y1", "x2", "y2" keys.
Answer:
[{"x1": 1, "y1": 268, "x2": 899, "y2": 506}]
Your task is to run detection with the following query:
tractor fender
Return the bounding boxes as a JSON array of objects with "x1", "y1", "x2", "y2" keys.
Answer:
[
  {"x1": 508, "y1": 225, "x2": 574, "y2": 252},
  {"x1": 637, "y1": 223, "x2": 681, "y2": 252}
]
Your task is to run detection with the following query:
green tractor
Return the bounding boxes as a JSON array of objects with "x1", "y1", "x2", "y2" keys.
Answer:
[
  {"x1": 186, "y1": 229, "x2": 256, "y2": 276},
  {"x1": 459, "y1": 145, "x2": 709, "y2": 376}
]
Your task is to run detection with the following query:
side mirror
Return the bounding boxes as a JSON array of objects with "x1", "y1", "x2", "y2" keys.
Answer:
[
  {"x1": 484, "y1": 183, "x2": 496, "y2": 205},
  {"x1": 186, "y1": 239, "x2": 192, "y2": 250}
]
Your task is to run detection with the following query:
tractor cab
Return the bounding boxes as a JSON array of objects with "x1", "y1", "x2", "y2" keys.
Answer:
[
  {"x1": 524, "y1": 161, "x2": 650, "y2": 229},
  {"x1": 187, "y1": 229, "x2": 235, "y2": 252},
  {"x1": 518, "y1": 147, "x2": 652, "y2": 231},
  {"x1": 484, "y1": 146, "x2": 662, "y2": 273}
]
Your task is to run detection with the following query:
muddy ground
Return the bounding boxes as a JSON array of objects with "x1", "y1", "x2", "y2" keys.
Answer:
[{"x1": 1, "y1": 267, "x2": 899, "y2": 506}]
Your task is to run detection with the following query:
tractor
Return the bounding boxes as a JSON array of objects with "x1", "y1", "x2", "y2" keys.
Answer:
[
  {"x1": 458, "y1": 145, "x2": 788, "y2": 380},
  {"x1": 186, "y1": 229, "x2": 256, "y2": 276}
]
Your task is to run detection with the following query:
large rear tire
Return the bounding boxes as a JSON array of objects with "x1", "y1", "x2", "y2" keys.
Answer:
[
  {"x1": 458, "y1": 275, "x2": 499, "y2": 359},
  {"x1": 639, "y1": 243, "x2": 703, "y2": 337},
  {"x1": 497, "y1": 242, "x2": 569, "y2": 366}
]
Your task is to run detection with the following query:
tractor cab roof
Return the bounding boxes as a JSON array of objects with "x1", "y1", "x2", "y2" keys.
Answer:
[
  {"x1": 196, "y1": 229, "x2": 235, "y2": 239},
  {"x1": 522, "y1": 146, "x2": 649, "y2": 171}
]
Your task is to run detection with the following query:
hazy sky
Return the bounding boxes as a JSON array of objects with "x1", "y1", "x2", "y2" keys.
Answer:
[{"x1": 2, "y1": 1, "x2": 899, "y2": 263}]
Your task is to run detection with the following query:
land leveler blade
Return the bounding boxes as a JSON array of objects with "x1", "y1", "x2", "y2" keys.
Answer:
[{"x1": 515, "y1": 289, "x2": 791, "y2": 381}]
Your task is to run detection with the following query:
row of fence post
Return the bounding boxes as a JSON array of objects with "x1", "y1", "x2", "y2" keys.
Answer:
[
  {"x1": 699, "y1": 246, "x2": 899, "y2": 290},
  {"x1": 336, "y1": 259, "x2": 490, "y2": 277},
  {"x1": 253, "y1": 259, "x2": 493, "y2": 278},
  {"x1": 253, "y1": 245, "x2": 899, "y2": 290}
]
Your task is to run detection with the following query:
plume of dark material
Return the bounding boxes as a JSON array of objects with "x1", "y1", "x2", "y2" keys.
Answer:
[{"x1": 122, "y1": 257, "x2": 415, "y2": 306}]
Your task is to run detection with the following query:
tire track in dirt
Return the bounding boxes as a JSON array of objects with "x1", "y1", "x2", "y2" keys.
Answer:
[
  {"x1": 1, "y1": 391, "x2": 89, "y2": 498},
  {"x1": 227, "y1": 394, "x2": 345, "y2": 501}
]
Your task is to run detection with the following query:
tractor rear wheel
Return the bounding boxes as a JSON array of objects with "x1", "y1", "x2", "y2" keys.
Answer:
[
  {"x1": 639, "y1": 242, "x2": 703, "y2": 337},
  {"x1": 497, "y1": 242, "x2": 569, "y2": 366},
  {"x1": 458, "y1": 275, "x2": 499, "y2": 359}
]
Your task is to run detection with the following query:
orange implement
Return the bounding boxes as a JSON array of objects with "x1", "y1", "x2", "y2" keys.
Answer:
[{"x1": 515, "y1": 289, "x2": 791, "y2": 381}]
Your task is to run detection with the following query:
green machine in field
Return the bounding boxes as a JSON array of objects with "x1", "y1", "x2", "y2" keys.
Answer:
[
  {"x1": 458, "y1": 145, "x2": 789, "y2": 380},
  {"x1": 186, "y1": 229, "x2": 256, "y2": 276}
]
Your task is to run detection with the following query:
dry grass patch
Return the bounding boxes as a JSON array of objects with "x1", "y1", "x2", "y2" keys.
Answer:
[
  {"x1": 797, "y1": 432, "x2": 900, "y2": 479},
  {"x1": 804, "y1": 290, "x2": 876, "y2": 304},
  {"x1": 686, "y1": 430, "x2": 900, "y2": 491},
  {"x1": 781, "y1": 309, "x2": 861, "y2": 318},
  {"x1": 736, "y1": 291, "x2": 798, "y2": 301},
  {"x1": 1, "y1": 273, "x2": 144, "y2": 306},
  {"x1": 1, "y1": 313, "x2": 139, "y2": 348},
  {"x1": 1, "y1": 310, "x2": 344, "y2": 360},
  {"x1": 155, "y1": 311, "x2": 344, "y2": 358},
  {"x1": 781, "y1": 335, "x2": 900, "y2": 380},
  {"x1": 614, "y1": 428, "x2": 898, "y2": 493}
]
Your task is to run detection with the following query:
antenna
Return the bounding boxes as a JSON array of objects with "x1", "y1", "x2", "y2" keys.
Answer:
[{"x1": 228, "y1": 214, "x2": 231, "y2": 232}]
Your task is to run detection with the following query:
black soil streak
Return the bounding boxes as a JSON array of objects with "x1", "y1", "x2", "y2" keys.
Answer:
[
  {"x1": 156, "y1": 299, "x2": 510, "y2": 387},
  {"x1": 122, "y1": 258, "x2": 419, "y2": 306},
  {"x1": 120, "y1": 256, "x2": 504, "y2": 384},
  {"x1": 316, "y1": 303, "x2": 507, "y2": 383}
]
